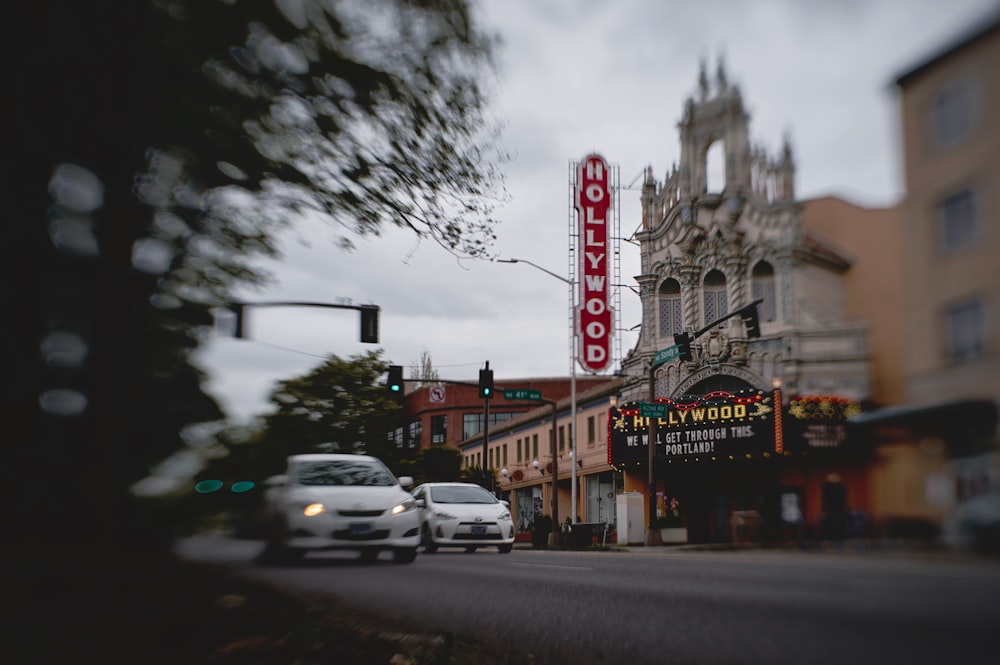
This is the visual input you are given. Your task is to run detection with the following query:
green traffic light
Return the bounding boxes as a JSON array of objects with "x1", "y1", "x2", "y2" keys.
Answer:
[{"x1": 391, "y1": 385, "x2": 401, "y2": 392}]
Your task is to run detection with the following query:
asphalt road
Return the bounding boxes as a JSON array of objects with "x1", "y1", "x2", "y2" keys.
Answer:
[{"x1": 176, "y1": 536, "x2": 1000, "y2": 665}]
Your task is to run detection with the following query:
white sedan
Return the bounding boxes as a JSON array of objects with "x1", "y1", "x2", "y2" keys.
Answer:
[
  {"x1": 260, "y1": 453, "x2": 420, "y2": 564},
  {"x1": 412, "y1": 482, "x2": 515, "y2": 553}
]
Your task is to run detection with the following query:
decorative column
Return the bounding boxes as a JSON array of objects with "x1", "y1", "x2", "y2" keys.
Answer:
[
  {"x1": 678, "y1": 264, "x2": 701, "y2": 332},
  {"x1": 635, "y1": 273, "x2": 658, "y2": 352}
]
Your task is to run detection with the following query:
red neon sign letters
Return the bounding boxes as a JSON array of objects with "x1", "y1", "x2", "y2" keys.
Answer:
[{"x1": 575, "y1": 153, "x2": 613, "y2": 373}]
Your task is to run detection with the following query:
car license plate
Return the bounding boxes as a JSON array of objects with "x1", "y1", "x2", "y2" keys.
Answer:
[
  {"x1": 350, "y1": 523, "x2": 373, "y2": 535},
  {"x1": 471, "y1": 526, "x2": 486, "y2": 535}
]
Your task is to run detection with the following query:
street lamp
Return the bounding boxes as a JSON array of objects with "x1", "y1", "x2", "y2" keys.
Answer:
[{"x1": 498, "y1": 257, "x2": 579, "y2": 525}]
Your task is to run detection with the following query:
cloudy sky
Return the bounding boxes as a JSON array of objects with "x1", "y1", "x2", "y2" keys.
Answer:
[{"x1": 194, "y1": 0, "x2": 999, "y2": 422}]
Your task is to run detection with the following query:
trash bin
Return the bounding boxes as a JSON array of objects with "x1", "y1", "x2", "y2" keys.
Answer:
[{"x1": 569, "y1": 522, "x2": 601, "y2": 547}]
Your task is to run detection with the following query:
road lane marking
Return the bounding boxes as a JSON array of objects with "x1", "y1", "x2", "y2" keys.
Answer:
[{"x1": 510, "y1": 562, "x2": 593, "y2": 571}]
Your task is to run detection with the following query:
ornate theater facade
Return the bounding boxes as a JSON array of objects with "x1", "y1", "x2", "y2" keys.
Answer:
[{"x1": 613, "y1": 61, "x2": 891, "y2": 545}]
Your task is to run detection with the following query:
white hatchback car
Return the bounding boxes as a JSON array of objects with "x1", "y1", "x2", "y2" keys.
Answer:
[
  {"x1": 412, "y1": 482, "x2": 515, "y2": 553},
  {"x1": 260, "y1": 453, "x2": 420, "y2": 564}
]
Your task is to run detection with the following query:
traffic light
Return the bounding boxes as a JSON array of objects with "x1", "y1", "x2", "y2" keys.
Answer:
[
  {"x1": 478, "y1": 368, "x2": 494, "y2": 399},
  {"x1": 740, "y1": 304, "x2": 761, "y2": 338},
  {"x1": 387, "y1": 365, "x2": 403, "y2": 393},
  {"x1": 359, "y1": 305, "x2": 379, "y2": 343},
  {"x1": 673, "y1": 332, "x2": 693, "y2": 362}
]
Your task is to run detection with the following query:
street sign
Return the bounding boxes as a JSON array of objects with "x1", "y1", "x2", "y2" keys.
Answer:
[
  {"x1": 653, "y1": 345, "x2": 679, "y2": 367},
  {"x1": 503, "y1": 389, "x2": 543, "y2": 401},
  {"x1": 640, "y1": 402, "x2": 668, "y2": 418}
]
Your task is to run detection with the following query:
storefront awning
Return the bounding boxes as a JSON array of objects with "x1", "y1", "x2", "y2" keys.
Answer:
[{"x1": 848, "y1": 399, "x2": 998, "y2": 456}]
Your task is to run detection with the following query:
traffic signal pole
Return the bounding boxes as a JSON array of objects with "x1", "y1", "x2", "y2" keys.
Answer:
[
  {"x1": 646, "y1": 298, "x2": 764, "y2": 545},
  {"x1": 646, "y1": 361, "x2": 662, "y2": 546},
  {"x1": 482, "y1": 361, "x2": 491, "y2": 491},
  {"x1": 227, "y1": 300, "x2": 381, "y2": 343}
]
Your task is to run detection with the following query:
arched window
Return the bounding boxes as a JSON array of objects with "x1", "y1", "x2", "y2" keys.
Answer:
[
  {"x1": 751, "y1": 261, "x2": 777, "y2": 322},
  {"x1": 706, "y1": 140, "x2": 725, "y2": 194},
  {"x1": 761, "y1": 354, "x2": 772, "y2": 383},
  {"x1": 703, "y1": 270, "x2": 728, "y2": 325},
  {"x1": 658, "y1": 279, "x2": 682, "y2": 337},
  {"x1": 666, "y1": 365, "x2": 679, "y2": 394}
]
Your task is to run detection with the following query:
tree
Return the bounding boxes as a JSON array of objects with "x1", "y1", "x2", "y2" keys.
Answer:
[
  {"x1": 411, "y1": 348, "x2": 441, "y2": 389},
  {"x1": 254, "y1": 350, "x2": 404, "y2": 473},
  {"x1": 5, "y1": 0, "x2": 504, "y2": 544},
  {"x1": 416, "y1": 445, "x2": 464, "y2": 483}
]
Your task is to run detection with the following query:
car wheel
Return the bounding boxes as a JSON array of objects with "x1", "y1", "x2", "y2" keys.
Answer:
[
  {"x1": 464, "y1": 546, "x2": 477, "y2": 553},
  {"x1": 497, "y1": 543, "x2": 513, "y2": 554},
  {"x1": 421, "y1": 524, "x2": 438, "y2": 553},
  {"x1": 393, "y1": 547, "x2": 418, "y2": 564},
  {"x1": 358, "y1": 549, "x2": 380, "y2": 563}
]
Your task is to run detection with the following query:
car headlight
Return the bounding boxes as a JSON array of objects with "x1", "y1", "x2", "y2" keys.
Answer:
[
  {"x1": 431, "y1": 509, "x2": 457, "y2": 520},
  {"x1": 302, "y1": 503, "x2": 325, "y2": 517},
  {"x1": 498, "y1": 511, "x2": 511, "y2": 521},
  {"x1": 391, "y1": 498, "x2": 417, "y2": 515}
]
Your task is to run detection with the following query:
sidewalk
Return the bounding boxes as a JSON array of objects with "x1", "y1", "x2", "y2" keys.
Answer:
[{"x1": 513, "y1": 536, "x2": 1000, "y2": 564}]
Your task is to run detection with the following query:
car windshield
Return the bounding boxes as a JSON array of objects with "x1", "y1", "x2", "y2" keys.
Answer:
[
  {"x1": 429, "y1": 485, "x2": 497, "y2": 504},
  {"x1": 296, "y1": 460, "x2": 395, "y2": 487}
]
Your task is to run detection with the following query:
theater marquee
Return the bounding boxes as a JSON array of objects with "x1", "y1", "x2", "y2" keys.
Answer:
[{"x1": 609, "y1": 389, "x2": 781, "y2": 465}]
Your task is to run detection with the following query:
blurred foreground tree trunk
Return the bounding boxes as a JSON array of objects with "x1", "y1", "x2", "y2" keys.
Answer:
[{"x1": 3, "y1": 0, "x2": 503, "y2": 547}]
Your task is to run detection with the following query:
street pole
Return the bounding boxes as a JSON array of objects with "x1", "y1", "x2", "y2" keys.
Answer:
[
  {"x1": 498, "y1": 258, "x2": 578, "y2": 524},
  {"x1": 646, "y1": 361, "x2": 662, "y2": 546},
  {"x1": 569, "y1": 286, "x2": 578, "y2": 524},
  {"x1": 483, "y1": 360, "x2": 491, "y2": 491},
  {"x1": 548, "y1": 400, "x2": 560, "y2": 545}
]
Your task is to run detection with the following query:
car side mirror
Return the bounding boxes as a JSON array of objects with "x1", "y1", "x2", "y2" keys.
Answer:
[
  {"x1": 264, "y1": 474, "x2": 287, "y2": 487},
  {"x1": 398, "y1": 476, "x2": 414, "y2": 487},
  {"x1": 415, "y1": 498, "x2": 425, "y2": 508},
  {"x1": 501, "y1": 499, "x2": 510, "y2": 508}
]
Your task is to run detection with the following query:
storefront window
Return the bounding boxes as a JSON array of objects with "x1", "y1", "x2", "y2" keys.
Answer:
[{"x1": 514, "y1": 486, "x2": 542, "y2": 532}]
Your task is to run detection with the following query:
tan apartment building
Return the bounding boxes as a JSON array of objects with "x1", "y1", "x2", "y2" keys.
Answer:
[
  {"x1": 896, "y1": 12, "x2": 1000, "y2": 407},
  {"x1": 854, "y1": 9, "x2": 1000, "y2": 550}
]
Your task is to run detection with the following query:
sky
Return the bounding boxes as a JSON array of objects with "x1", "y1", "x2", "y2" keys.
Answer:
[{"x1": 193, "y1": 0, "x2": 1000, "y2": 423}]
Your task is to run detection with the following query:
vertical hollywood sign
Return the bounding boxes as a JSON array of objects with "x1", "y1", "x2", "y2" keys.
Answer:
[{"x1": 576, "y1": 153, "x2": 613, "y2": 372}]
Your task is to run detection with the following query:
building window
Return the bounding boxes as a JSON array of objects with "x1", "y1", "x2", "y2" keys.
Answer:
[
  {"x1": 532, "y1": 434, "x2": 539, "y2": 460},
  {"x1": 559, "y1": 425, "x2": 565, "y2": 452},
  {"x1": 751, "y1": 261, "x2": 777, "y2": 321},
  {"x1": 946, "y1": 299, "x2": 985, "y2": 362},
  {"x1": 502, "y1": 444, "x2": 508, "y2": 466},
  {"x1": 517, "y1": 438, "x2": 522, "y2": 462},
  {"x1": 704, "y1": 269, "x2": 728, "y2": 325},
  {"x1": 430, "y1": 415, "x2": 446, "y2": 444},
  {"x1": 462, "y1": 412, "x2": 515, "y2": 439},
  {"x1": 706, "y1": 140, "x2": 726, "y2": 194},
  {"x1": 587, "y1": 416, "x2": 596, "y2": 447},
  {"x1": 939, "y1": 188, "x2": 977, "y2": 251},
  {"x1": 390, "y1": 426, "x2": 405, "y2": 449},
  {"x1": 659, "y1": 278, "x2": 683, "y2": 337},
  {"x1": 930, "y1": 79, "x2": 972, "y2": 147},
  {"x1": 407, "y1": 419, "x2": 422, "y2": 449}
]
